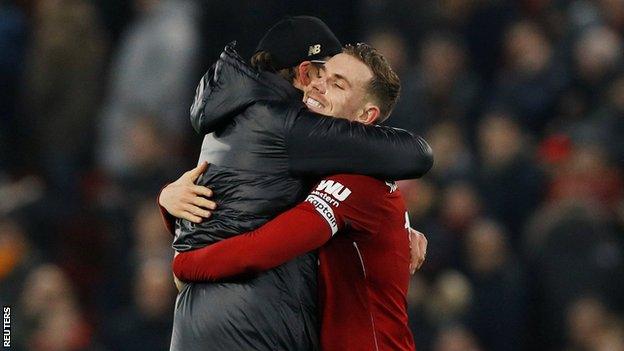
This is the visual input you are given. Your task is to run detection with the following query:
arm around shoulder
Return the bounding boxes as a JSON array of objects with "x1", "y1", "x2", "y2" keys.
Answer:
[{"x1": 286, "y1": 109, "x2": 433, "y2": 180}]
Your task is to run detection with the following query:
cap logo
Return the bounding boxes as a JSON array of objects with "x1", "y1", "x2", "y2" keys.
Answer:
[{"x1": 308, "y1": 44, "x2": 321, "y2": 56}]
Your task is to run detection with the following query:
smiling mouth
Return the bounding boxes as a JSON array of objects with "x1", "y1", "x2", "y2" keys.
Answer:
[{"x1": 305, "y1": 97, "x2": 324, "y2": 110}]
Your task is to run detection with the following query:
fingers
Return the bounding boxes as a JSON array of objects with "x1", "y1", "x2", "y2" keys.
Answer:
[
  {"x1": 410, "y1": 253, "x2": 424, "y2": 273},
  {"x1": 415, "y1": 235, "x2": 427, "y2": 269},
  {"x1": 184, "y1": 161, "x2": 209, "y2": 182},
  {"x1": 180, "y1": 211, "x2": 203, "y2": 224},
  {"x1": 418, "y1": 234, "x2": 428, "y2": 260},
  {"x1": 409, "y1": 245, "x2": 422, "y2": 274},
  {"x1": 170, "y1": 207, "x2": 204, "y2": 223},
  {"x1": 409, "y1": 252, "x2": 423, "y2": 274},
  {"x1": 184, "y1": 202, "x2": 211, "y2": 217},
  {"x1": 192, "y1": 196, "x2": 217, "y2": 210},
  {"x1": 191, "y1": 185, "x2": 213, "y2": 198},
  {"x1": 163, "y1": 185, "x2": 216, "y2": 220},
  {"x1": 408, "y1": 229, "x2": 428, "y2": 274},
  {"x1": 161, "y1": 164, "x2": 216, "y2": 223}
]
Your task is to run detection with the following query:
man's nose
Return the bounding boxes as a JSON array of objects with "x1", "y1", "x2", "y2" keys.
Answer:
[{"x1": 311, "y1": 77, "x2": 326, "y2": 94}]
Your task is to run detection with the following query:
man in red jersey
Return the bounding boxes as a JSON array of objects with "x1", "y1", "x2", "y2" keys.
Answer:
[{"x1": 165, "y1": 43, "x2": 428, "y2": 350}]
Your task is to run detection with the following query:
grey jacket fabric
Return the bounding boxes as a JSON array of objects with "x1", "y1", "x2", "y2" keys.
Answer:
[{"x1": 170, "y1": 43, "x2": 433, "y2": 351}]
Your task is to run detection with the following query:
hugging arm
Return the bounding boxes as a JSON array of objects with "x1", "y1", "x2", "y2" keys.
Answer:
[
  {"x1": 286, "y1": 109, "x2": 433, "y2": 180},
  {"x1": 172, "y1": 202, "x2": 337, "y2": 281},
  {"x1": 170, "y1": 174, "x2": 429, "y2": 281},
  {"x1": 173, "y1": 174, "x2": 368, "y2": 282}
]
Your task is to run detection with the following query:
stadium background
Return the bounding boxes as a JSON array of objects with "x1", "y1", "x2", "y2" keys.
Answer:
[{"x1": 1, "y1": 0, "x2": 624, "y2": 350}]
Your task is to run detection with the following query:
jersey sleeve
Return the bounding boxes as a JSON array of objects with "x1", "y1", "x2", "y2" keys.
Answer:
[
  {"x1": 285, "y1": 108, "x2": 433, "y2": 180},
  {"x1": 305, "y1": 174, "x2": 388, "y2": 235},
  {"x1": 172, "y1": 202, "x2": 337, "y2": 282},
  {"x1": 172, "y1": 174, "x2": 388, "y2": 282}
]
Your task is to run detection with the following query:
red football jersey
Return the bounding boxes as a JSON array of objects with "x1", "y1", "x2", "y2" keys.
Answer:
[{"x1": 309, "y1": 174, "x2": 415, "y2": 351}]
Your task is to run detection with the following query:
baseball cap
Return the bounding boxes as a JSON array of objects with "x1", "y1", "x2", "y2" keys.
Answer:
[{"x1": 255, "y1": 16, "x2": 342, "y2": 70}]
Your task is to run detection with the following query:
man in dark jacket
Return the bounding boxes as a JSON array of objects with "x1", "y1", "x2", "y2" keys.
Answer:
[{"x1": 163, "y1": 17, "x2": 433, "y2": 351}]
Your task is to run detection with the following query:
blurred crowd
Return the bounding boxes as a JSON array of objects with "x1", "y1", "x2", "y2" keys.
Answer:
[{"x1": 1, "y1": 0, "x2": 623, "y2": 350}]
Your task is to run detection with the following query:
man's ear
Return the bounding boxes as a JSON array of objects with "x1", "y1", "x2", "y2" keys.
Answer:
[
  {"x1": 357, "y1": 104, "x2": 381, "y2": 125},
  {"x1": 297, "y1": 61, "x2": 313, "y2": 86}
]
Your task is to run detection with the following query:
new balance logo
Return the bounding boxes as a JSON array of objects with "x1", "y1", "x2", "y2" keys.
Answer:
[
  {"x1": 316, "y1": 180, "x2": 351, "y2": 201},
  {"x1": 308, "y1": 44, "x2": 321, "y2": 56}
]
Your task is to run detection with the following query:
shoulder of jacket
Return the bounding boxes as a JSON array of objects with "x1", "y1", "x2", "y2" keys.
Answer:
[
  {"x1": 248, "y1": 99, "x2": 304, "y2": 125},
  {"x1": 252, "y1": 99, "x2": 303, "y2": 111}
]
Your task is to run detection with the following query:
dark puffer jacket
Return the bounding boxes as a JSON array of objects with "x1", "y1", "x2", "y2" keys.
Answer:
[{"x1": 170, "y1": 43, "x2": 433, "y2": 351}]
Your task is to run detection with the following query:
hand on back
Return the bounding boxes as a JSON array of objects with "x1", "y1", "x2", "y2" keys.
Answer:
[
  {"x1": 159, "y1": 162, "x2": 217, "y2": 223},
  {"x1": 409, "y1": 228, "x2": 428, "y2": 274}
]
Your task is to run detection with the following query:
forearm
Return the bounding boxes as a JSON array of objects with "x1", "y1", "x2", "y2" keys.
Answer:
[
  {"x1": 287, "y1": 112, "x2": 434, "y2": 180},
  {"x1": 173, "y1": 204, "x2": 332, "y2": 282}
]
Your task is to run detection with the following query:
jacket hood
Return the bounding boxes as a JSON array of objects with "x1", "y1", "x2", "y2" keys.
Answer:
[{"x1": 190, "y1": 42, "x2": 302, "y2": 134}]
